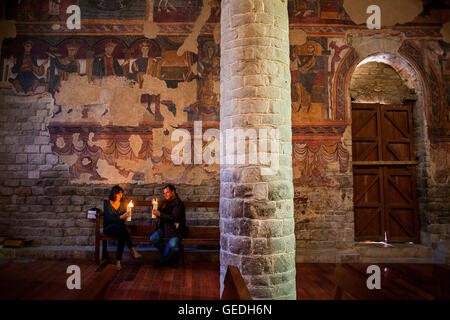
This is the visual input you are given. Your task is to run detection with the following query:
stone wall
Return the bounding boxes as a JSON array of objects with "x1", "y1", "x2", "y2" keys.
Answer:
[
  {"x1": 0, "y1": 1, "x2": 449, "y2": 265},
  {"x1": 0, "y1": 91, "x2": 219, "y2": 246},
  {"x1": 427, "y1": 143, "x2": 450, "y2": 243},
  {"x1": 293, "y1": 128, "x2": 355, "y2": 261},
  {"x1": 350, "y1": 61, "x2": 415, "y2": 104}
]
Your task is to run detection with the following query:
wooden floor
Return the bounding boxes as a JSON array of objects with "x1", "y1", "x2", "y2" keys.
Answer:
[{"x1": 0, "y1": 259, "x2": 445, "y2": 300}]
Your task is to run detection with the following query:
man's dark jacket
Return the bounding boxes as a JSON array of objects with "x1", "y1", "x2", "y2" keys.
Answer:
[{"x1": 157, "y1": 195, "x2": 186, "y2": 239}]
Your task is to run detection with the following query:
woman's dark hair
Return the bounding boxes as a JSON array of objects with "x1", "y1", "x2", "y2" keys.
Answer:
[
  {"x1": 163, "y1": 184, "x2": 176, "y2": 193},
  {"x1": 109, "y1": 185, "x2": 124, "y2": 201}
]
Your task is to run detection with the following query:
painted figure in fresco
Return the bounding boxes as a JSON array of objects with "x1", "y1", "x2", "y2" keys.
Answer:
[
  {"x1": 47, "y1": 42, "x2": 81, "y2": 95},
  {"x1": 120, "y1": 48, "x2": 132, "y2": 79},
  {"x1": 85, "y1": 48, "x2": 95, "y2": 83},
  {"x1": 291, "y1": 41, "x2": 321, "y2": 113},
  {"x1": 9, "y1": 40, "x2": 46, "y2": 94},
  {"x1": 92, "y1": 40, "x2": 124, "y2": 78},
  {"x1": 295, "y1": 0, "x2": 319, "y2": 17},
  {"x1": 48, "y1": 0, "x2": 62, "y2": 20},
  {"x1": 131, "y1": 41, "x2": 162, "y2": 88},
  {"x1": 197, "y1": 41, "x2": 220, "y2": 115},
  {"x1": 16, "y1": 0, "x2": 40, "y2": 20},
  {"x1": 158, "y1": 0, "x2": 176, "y2": 12},
  {"x1": 90, "y1": 0, "x2": 130, "y2": 10}
]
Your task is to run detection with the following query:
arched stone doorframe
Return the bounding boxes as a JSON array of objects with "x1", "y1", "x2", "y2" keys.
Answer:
[{"x1": 340, "y1": 48, "x2": 432, "y2": 245}]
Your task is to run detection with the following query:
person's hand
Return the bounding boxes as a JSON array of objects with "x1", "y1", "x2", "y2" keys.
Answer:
[
  {"x1": 152, "y1": 209, "x2": 160, "y2": 216},
  {"x1": 121, "y1": 211, "x2": 131, "y2": 219}
]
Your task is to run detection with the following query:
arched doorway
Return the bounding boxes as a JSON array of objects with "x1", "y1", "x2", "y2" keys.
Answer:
[{"x1": 348, "y1": 53, "x2": 429, "y2": 243}]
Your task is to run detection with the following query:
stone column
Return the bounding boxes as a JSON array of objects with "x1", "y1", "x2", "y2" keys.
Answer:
[{"x1": 220, "y1": 0, "x2": 296, "y2": 299}]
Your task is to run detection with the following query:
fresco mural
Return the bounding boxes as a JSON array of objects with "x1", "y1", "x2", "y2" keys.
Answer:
[
  {"x1": 185, "y1": 38, "x2": 219, "y2": 121},
  {"x1": 290, "y1": 38, "x2": 330, "y2": 123},
  {"x1": 79, "y1": 0, "x2": 147, "y2": 20},
  {"x1": 0, "y1": 0, "x2": 448, "y2": 188},
  {"x1": 288, "y1": 0, "x2": 348, "y2": 22},
  {"x1": 1, "y1": 28, "x2": 220, "y2": 183},
  {"x1": 293, "y1": 141, "x2": 350, "y2": 187},
  {"x1": 440, "y1": 42, "x2": 450, "y2": 130},
  {"x1": 6, "y1": 0, "x2": 74, "y2": 21}
]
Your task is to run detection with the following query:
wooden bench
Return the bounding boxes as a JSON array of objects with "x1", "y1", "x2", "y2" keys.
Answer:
[
  {"x1": 221, "y1": 265, "x2": 253, "y2": 300},
  {"x1": 95, "y1": 200, "x2": 220, "y2": 266}
]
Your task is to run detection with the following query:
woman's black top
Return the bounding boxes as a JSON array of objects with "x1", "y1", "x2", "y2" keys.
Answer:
[{"x1": 103, "y1": 200, "x2": 126, "y2": 233}]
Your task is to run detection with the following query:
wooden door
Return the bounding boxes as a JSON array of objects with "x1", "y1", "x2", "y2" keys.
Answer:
[{"x1": 352, "y1": 103, "x2": 419, "y2": 243}]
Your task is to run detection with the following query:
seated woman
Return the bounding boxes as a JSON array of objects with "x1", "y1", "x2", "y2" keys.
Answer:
[{"x1": 103, "y1": 185, "x2": 142, "y2": 270}]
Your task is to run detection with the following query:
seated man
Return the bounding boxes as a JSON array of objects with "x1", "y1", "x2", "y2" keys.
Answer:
[{"x1": 150, "y1": 184, "x2": 186, "y2": 267}]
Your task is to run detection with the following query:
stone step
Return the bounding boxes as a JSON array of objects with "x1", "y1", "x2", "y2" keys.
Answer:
[
  {"x1": 355, "y1": 242, "x2": 432, "y2": 259},
  {"x1": 296, "y1": 248, "x2": 360, "y2": 263},
  {"x1": 360, "y1": 257, "x2": 437, "y2": 264}
]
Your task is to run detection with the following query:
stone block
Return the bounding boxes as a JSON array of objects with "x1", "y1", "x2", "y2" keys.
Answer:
[
  {"x1": 4, "y1": 180, "x2": 20, "y2": 187},
  {"x1": 75, "y1": 218, "x2": 95, "y2": 228},
  {"x1": 230, "y1": 0, "x2": 254, "y2": 15},
  {"x1": 228, "y1": 236, "x2": 252, "y2": 255},
  {"x1": 28, "y1": 171, "x2": 40, "y2": 179},
  {"x1": 232, "y1": 87, "x2": 257, "y2": 100},
  {"x1": 248, "y1": 275, "x2": 270, "y2": 287},
  {"x1": 255, "y1": 12, "x2": 274, "y2": 24},
  {"x1": 274, "y1": 253, "x2": 295, "y2": 273},
  {"x1": 241, "y1": 255, "x2": 273, "y2": 275},
  {"x1": 34, "y1": 136, "x2": 50, "y2": 145},
  {"x1": 4, "y1": 136, "x2": 19, "y2": 145},
  {"x1": 253, "y1": 183, "x2": 268, "y2": 200},
  {"x1": 259, "y1": 219, "x2": 283, "y2": 237},
  {"x1": 40, "y1": 145, "x2": 53, "y2": 154},
  {"x1": 29, "y1": 154, "x2": 44, "y2": 165},
  {"x1": 37, "y1": 197, "x2": 52, "y2": 205},
  {"x1": 243, "y1": 200, "x2": 276, "y2": 219},
  {"x1": 268, "y1": 181, "x2": 293, "y2": 201},
  {"x1": 252, "y1": 237, "x2": 285, "y2": 254},
  {"x1": 231, "y1": 61, "x2": 261, "y2": 77},
  {"x1": 311, "y1": 230, "x2": 328, "y2": 241},
  {"x1": 249, "y1": 287, "x2": 275, "y2": 299},
  {"x1": 0, "y1": 154, "x2": 16, "y2": 164},
  {"x1": 25, "y1": 196, "x2": 38, "y2": 205},
  {"x1": 45, "y1": 154, "x2": 59, "y2": 165},
  {"x1": 7, "y1": 144, "x2": 25, "y2": 154},
  {"x1": 228, "y1": 198, "x2": 244, "y2": 218},
  {"x1": 237, "y1": 218, "x2": 260, "y2": 237},
  {"x1": 40, "y1": 171, "x2": 58, "y2": 178},
  {"x1": 15, "y1": 154, "x2": 27, "y2": 164},
  {"x1": 234, "y1": 184, "x2": 253, "y2": 198},
  {"x1": 230, "y1": 12, "x2": 255, "y2": 28},
  {"x1": 0, "y1": 186, "x2": 14, "y2": 196}
]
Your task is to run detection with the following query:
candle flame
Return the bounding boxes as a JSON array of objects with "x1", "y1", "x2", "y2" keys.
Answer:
[
  {"x1": 128, "y1": 200, "x2": 134, "y2": 208},
  {"x1": 152, "y1": 198, "x2": 158, "y2": 205}
]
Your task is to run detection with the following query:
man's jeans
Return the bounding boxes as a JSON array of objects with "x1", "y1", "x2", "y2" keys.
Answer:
[{"x1": 150, "y1": 229, "x2": 179, "y2": 263}]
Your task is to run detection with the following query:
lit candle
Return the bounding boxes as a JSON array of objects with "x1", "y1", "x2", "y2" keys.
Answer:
[
  {"x1": 126, "y1": 200, "x2": 134, "y2": 222},
  {"x1": 152, "y1": 198, "x2": 158, "y2": 218}
]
